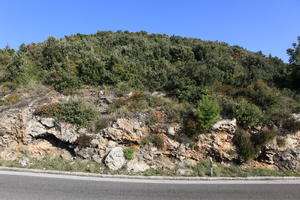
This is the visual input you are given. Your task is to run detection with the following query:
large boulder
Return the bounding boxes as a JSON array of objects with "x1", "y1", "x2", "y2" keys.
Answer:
[{"x1": 105, "y1": 147, "x2": 126, "y2": 170}]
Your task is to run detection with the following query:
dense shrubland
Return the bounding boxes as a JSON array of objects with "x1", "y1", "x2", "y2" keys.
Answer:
[{"x1": 1, "y1": 31, "x2": 300, "y2": 163}]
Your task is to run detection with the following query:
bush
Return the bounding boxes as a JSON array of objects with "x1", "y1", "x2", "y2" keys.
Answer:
[
  {"x1": 252, "y1": 130, "x2": 277, "y2": 147},
  {"x1": 56, "y1": 100, "x2": 97, "y2": 127},
  {"x1": 124, "y1": 147, "x2": 136, "y2": 160},
  {"x1": 196, "y1": 95, "x2": 221, "y2": 132},
  {"x1": 33, "y1": 103, "x2": 60, "y2": 117},
  {"x1": 152, "y1": 135, "x2": 164, "y2": 149},
  {"x1": 277, "y1": 138, "x2": 286, "y2": 148},
  {"x1": 233, "y1": 99, "x2": 263, "y2": 128},
  {"x1": 0, "y1": 93, "x2": 22, "y2": 106},
  {"x1": 282, "y1": 118, "x2": 300, "y2": 134},
  {"x1": 233, "y1": 129, "x2": 258, "y2": 162}
]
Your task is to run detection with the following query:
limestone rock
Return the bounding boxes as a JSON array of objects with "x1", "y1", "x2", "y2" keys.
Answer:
[
  {"x1": 176, "y1": 168, "x2": 193, "y2": 176},
  {"x1": 105, "y1": 147, "x2": 126, "y2": 170},
  {"x1": 167, "y1": 127, "x2": 175, "y2": 136},
  {"x1": 291, "y1": 113, "x2": 300, "y2": 122},
  {"x1": 39, "y1": 117, "x2": 56, "y2": 128},
  {"x1": 127, "y1": 159, "x2": 150, "y2": 172},
  {"x1": 211, "y1": 118, "x2": 237, "y2": 134},
  {"x1": 58, "y1": 123, "x2": 79, "y2": 143},
  {"x1": 103, "y1": 118, "x2": 148, "y2": 142}
]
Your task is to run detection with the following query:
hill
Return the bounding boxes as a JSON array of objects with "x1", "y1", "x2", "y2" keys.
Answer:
[{"x1": 0, "y1": 31, "x2": 299, "y2": 175}]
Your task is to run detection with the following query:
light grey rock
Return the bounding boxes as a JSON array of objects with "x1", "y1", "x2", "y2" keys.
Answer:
[
  {"x1": 92, "y1": 154, "x2": 102, "y2": 163},
  {"x1": 127, "y1": 159, "x2": 150, "y2": 172},
  {"x1": 176, "y1": 168, "x2": 194, "y2": 176},
  {"x1": 211, "y1": 118, "x2": 237, "y2": 134},
  {"x1": 291, "y1": 113, "x2": 300, "y2": 122},
  {"x1": 100, "y1": 97, "x2": 113, "y2": 104},
  {"x1": 107, "y1": 140, "x2": 117, "y2": 148},
  {"x1": 167, "y1": 127, "x2": 175, "y2": 136},
  {"x1": 39, "y1": 117, "x2": 56, "y2": 128},
  {"x1": 59, "y1": 123, "x2": 79, "y2": 143},
  {"x1": 105, "y1": 147, "x2": 125, "y2": 170},
  {"x1": 151, "y1": 91, "x2": 166, "y2": 97},
  {"x1": 27, "y1": 119, "x2": 47, "y2": 137}
]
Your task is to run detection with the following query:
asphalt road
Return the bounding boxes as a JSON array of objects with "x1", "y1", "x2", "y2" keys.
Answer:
[{"x1": 0, "y1": 171, "x2": 299, "y2": 200}]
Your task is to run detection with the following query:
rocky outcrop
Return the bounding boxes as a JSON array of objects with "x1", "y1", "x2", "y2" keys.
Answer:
[
  {"x1": 0, "y1": 89, "x2": 299, "y2": 173},
  {"x1": 103, "y1": 118, "x2": 149, "y2": 143},
  {"x1": 211, "y1": 118, "x2": 237, "y2": 134},
  {"x1": 127, "y1": 159, "x2": 150, "y2": 172},
  {"x1": 258, "y1": 131, "x2": 300, "y2": 171},
  {"x1": 104, "y1": 147, "x2": 126, "y2": 170}
]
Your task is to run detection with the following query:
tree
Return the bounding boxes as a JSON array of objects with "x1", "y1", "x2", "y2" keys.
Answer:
[
  {"x1": 197, "y1": 95, "x2": 221, "y2": 131},
  {"x1": 287, "y1": 36, "x2": 300, "y2": 91}
]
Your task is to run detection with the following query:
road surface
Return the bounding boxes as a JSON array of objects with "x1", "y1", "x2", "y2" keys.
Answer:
[{"x1": 0, "y1": 170, "x2": 299, "y2": 200}]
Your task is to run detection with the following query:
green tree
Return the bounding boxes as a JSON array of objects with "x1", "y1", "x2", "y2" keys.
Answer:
[{"x1": 197, "y1": 95, "x2": 221, "y2": 131}]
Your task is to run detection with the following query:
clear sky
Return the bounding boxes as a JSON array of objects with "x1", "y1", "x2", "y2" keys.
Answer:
[{"x1": 1, "y1": 0, "x2": 299, "y2": 62}]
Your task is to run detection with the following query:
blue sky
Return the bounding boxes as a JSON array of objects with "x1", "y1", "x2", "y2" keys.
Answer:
[{"x1": 1, "y1": 0, "x2": 299, "y2": 62}]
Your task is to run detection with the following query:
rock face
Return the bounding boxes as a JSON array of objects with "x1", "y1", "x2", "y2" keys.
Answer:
[
  {"x1": 127, "y1": 159, "x2": 150, "y2": 172},
  {"x1": 0, "y1": 89, "x2": 300, "y2": 173},
  {"x1": 259, "y1": 131, "x2": 300, "y2": 171},
  {"x1": 103, "y1": 119, "x2": 148, "y2": 142},
  {"x1": 104, "y1": 147, "x2": 126, "y2": 170},
  {"x1": 211, "y1": 118, "x2": 237, "y2": 134}
]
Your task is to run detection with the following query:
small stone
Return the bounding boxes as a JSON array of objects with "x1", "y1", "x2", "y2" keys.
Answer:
[
  {"x1": 176, "y1": 168, "x2": 193, "y2": 176},
  {"x1": 167, "y1": 127, "x2": 175, "y2": 136}
]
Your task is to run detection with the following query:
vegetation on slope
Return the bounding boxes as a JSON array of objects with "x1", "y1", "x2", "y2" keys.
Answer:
[{"x1": 1, "y1": 31, "x2": 300, "y2": 163}]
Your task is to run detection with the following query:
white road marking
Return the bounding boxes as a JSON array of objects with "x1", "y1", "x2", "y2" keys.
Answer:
[{"x1": 0, "y1": 170, "x2": 300, "y2": 184}]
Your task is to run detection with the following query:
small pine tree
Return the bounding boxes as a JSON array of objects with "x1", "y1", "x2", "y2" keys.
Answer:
[{"x1": 197, "y1": 95, "x2": 221, "y2": 131}]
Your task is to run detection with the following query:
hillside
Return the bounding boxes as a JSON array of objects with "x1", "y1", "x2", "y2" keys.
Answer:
[{"x1": 0, "y1": 31, "x2": 299, "y2": 176}]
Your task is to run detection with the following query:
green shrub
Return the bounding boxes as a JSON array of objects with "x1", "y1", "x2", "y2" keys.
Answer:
[
  {"x1": 249, "y1": 80, "x2": 280, "y2": 109},
  {"x1": 33, "y1": 103, "x2": 60, "y2": 117},
  {"x1": 252, "y1": 130, "x2": 277, "y2": 147},
  {"x1": 52, "y1": 73, "x2": 82, "y2": 94},
  {"x1": 277, "y1": 138, "x2": 286, "y2": 148},
  {"x1": 196, "y1": 95, "x2": 221, "y2": 132},
  {"x1": 124, "y1": 148, "x2": 136, "y2": 160},
  {"x1": 233, "y1": 99, "x2": 263, "y2": 128},
  {"x1": 219, "y1": 97, "x2": 236, "y2": 118},
  {"x1": 92, "y1": 118, "x2": 111, "y2": 133},
  {"x1": 141, "y1": 137, "x2": 150, "y2": 145},
  {"x1": 233, "y1": 129, "x2": 258, "y2": 162},
  {"x1": 0, "y1": 93, "x2": 22, "y2": 106},
  {"x1": 282, "y1": 118, "x2": 300, "y2": 134},
  {"x1": 56, "y1": 100, "x2": 97, "y2": 127},
  {"x1": 152, "y1": 135, "x2": 164, "y2": 149}
]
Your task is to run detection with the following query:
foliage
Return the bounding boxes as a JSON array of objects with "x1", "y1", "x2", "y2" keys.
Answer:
[
  {"x1": 33, "y1": 101, "x2": 97, "y2": 127},
  {"x1": 252, "y1": 130, "x2": 277, "y2": 147},
  {"x1": 233, "y1": 99, "x2": 263, "y2": 128},
  {"x1": 282, "y1": 118, "x2": 300, "y2": 134},
  {"x1": 196, "y1": 95, "x2": 221, "y2": 132},
  {"x1": 56, "y1": 100, "x2": 97, "y2": 127},
  {"x1": 233, "y1": 129, "x2": 258, "y2": 162},
  {"x1": 124, "y1": 147, "x2": 136, "y2": 160},
  {"x1": 277, "y1": 138, "x2": 286, "y2": 148},
  {"x1": 33, "y1": 103, "x2": 60, "y2": 117},
  {"x1": 0, "y1": 93, "x2": 22, "y2": 106},
  {"x1": 152, "y1": 135, "x2": 164, "y2": 149}
]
